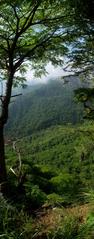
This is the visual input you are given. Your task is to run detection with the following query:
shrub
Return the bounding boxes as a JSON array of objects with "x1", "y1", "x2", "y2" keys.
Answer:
[
  {"x1": 25, "y1": 184, "x2": 47, "y2": 209},
  {"x1": 47, "y1": 193, "x2": 64, "y2": 206}
]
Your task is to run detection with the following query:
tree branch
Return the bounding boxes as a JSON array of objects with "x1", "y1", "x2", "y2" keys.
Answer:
[
  {"x1": 14, "y1": 30, "x2": 56, "y2": 71},
  {"x1": 10, "y1": 4, "x2": 20, "y2": 34},
  {"x1": 19, "y1": 1, "x2": 42, "y2": 35}
]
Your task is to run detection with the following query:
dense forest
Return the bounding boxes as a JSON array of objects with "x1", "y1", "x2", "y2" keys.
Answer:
[
  {"x1": 2, "y1": 77, "x2": 94, "y2": 238},
  {"x1": 6, "y1": 76, "x2": 85, "y2": 137},
  {"x1": 4, "y1": 119, "x2": 94, "y2": 238},
  {"x1": 6, "y1": 122, "x2": 94, "y2": 206}
]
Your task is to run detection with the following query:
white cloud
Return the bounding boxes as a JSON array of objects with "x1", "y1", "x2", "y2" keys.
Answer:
[{"x1": 26, "y1": 62, "x2": 70, "y2": 84}]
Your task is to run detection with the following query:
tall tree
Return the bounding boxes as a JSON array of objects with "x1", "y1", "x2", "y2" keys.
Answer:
[
  {"x1": 0, "y1": 0, "x2": 69, "y2": 191},
  {"x1": 63, "y1": 0, "x2": 94, "y2": 117},
  {"x1": 63, "y1": 0, "x2": 94, "y2": 76}
]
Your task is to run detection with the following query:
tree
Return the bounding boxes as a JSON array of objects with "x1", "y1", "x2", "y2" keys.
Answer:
[
  {"x1": 0, "y1": 0, "x2": 69, "y2": 192},
  {"x1": 67, "y1": 0, "x2": 94, "y2": 22},
  {"x1": 63, "y1": 0, "x2": 94, "y2": 117},
  {"x1": 63, "y1": 0, "x2": 94, "y2": 76}
]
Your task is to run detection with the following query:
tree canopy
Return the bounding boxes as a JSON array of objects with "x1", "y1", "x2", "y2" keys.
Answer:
[
  {"x1": 62, "y1": 0, "x2": 94, "y2": 76},
  {"x1": 0, "y1": 0, "x2": 93, "y2": 87},
  {"x1": 0, "y1": 0, "x2": 67, "y2": 87}
]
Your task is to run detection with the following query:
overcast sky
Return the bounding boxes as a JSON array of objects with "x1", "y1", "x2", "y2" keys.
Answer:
[
  {"x1": 26, "y1": 62, "x2": 70, "y2": 84},
  {"x1": 0, "y1": 62, "x2": 71, "y2": 95}
]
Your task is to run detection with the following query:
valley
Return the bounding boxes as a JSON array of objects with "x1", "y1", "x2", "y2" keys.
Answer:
[
  {"x1": 6, "y1": 77, "x2": 84, "y2": 137},
  {"x1": 2, "y1": 78, "x2": 94, "y2": 239}
]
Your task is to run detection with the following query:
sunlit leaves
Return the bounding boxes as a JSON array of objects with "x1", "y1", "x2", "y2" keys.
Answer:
[{"x1": 0, "y1": 0, "x2": 68, "y2": 82}]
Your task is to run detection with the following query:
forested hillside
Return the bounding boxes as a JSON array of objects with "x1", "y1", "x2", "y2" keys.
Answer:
[
  {"x1": 4, "y1": 76, "x2": 94, "y2": 239},
  {"x1": 6, "y1": 122, "x2": 94, "y2": 206},
  {"x1": 6, "y1": 76, "x2": 85, "y2": 138},
  {"x1": 5, "y1": 122, "x2": 94, "y2": 238}
]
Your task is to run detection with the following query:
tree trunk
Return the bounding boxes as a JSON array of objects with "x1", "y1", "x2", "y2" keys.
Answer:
[
  {"x1": 0, "y1": 72, "x2": 14, "y2": 194},
  {"x1": 0, "y1": 125, "x2": 7, "y2": 193}
]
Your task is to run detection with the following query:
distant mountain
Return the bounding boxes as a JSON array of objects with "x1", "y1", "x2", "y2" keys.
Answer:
[{"x1": 5, "y1": 76, "x2": 85, "y2": 138}]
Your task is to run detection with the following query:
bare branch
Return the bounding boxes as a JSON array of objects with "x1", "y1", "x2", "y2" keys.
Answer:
[{"x1": 11, "y1": 94, "x2": 22, "y2": 98}]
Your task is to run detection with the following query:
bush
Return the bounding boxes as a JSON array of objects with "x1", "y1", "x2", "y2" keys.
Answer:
[
  {"x1": 25, "y1": 184, "x2": 47, "y2": 209},
  {"x1": 47, "y1": 193, "x2": 64, "y2": 206}
]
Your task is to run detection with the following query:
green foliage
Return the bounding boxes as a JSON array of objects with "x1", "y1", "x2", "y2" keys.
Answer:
[
  {"x1": 5, "y1": 120, "x2": 94, "y2": 238},
  {"x1": 75, "y1": 88, "x2": 94, "y2": 119},
  {"x1": 25, "y1": 184, "x2": 47, "y2": 208},
  {"x1": 0, "y1": 0, "x2": 68, "y2": 83},
  {"x1": 67, "y1": 0, "x2": 94, "y2": 22},
  {"x1": 47, "y1": 193, "x2": 64, "y2": 206},
  {"x1": 60, "y1": 1, "x2": 94, "y2": 78},
  {"x1": 50, "y1": 173, "x2": 83, "y2": 204},
  {"x1": 6, "y1": 121, "x2": 94, "y2": 207}
]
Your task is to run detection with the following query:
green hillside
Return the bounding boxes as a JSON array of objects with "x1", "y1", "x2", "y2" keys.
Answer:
[
  {"x1": 6, "y1": 77, "x2": 84, "y2": 138},
  {"x1": 6, "y1": 122, "x2": 94, "y2": 206},
  {"x1": 4, "y1": 77, "x2": 94, "y2": 239}
]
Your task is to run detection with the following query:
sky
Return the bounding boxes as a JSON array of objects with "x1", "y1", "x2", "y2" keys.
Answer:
[
  {"x1": 0, "y1": 62, "x2": 72, "y2": 95},
  {"x1": 26, "y1": 62, "x2": 70, "y2": 84}
]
